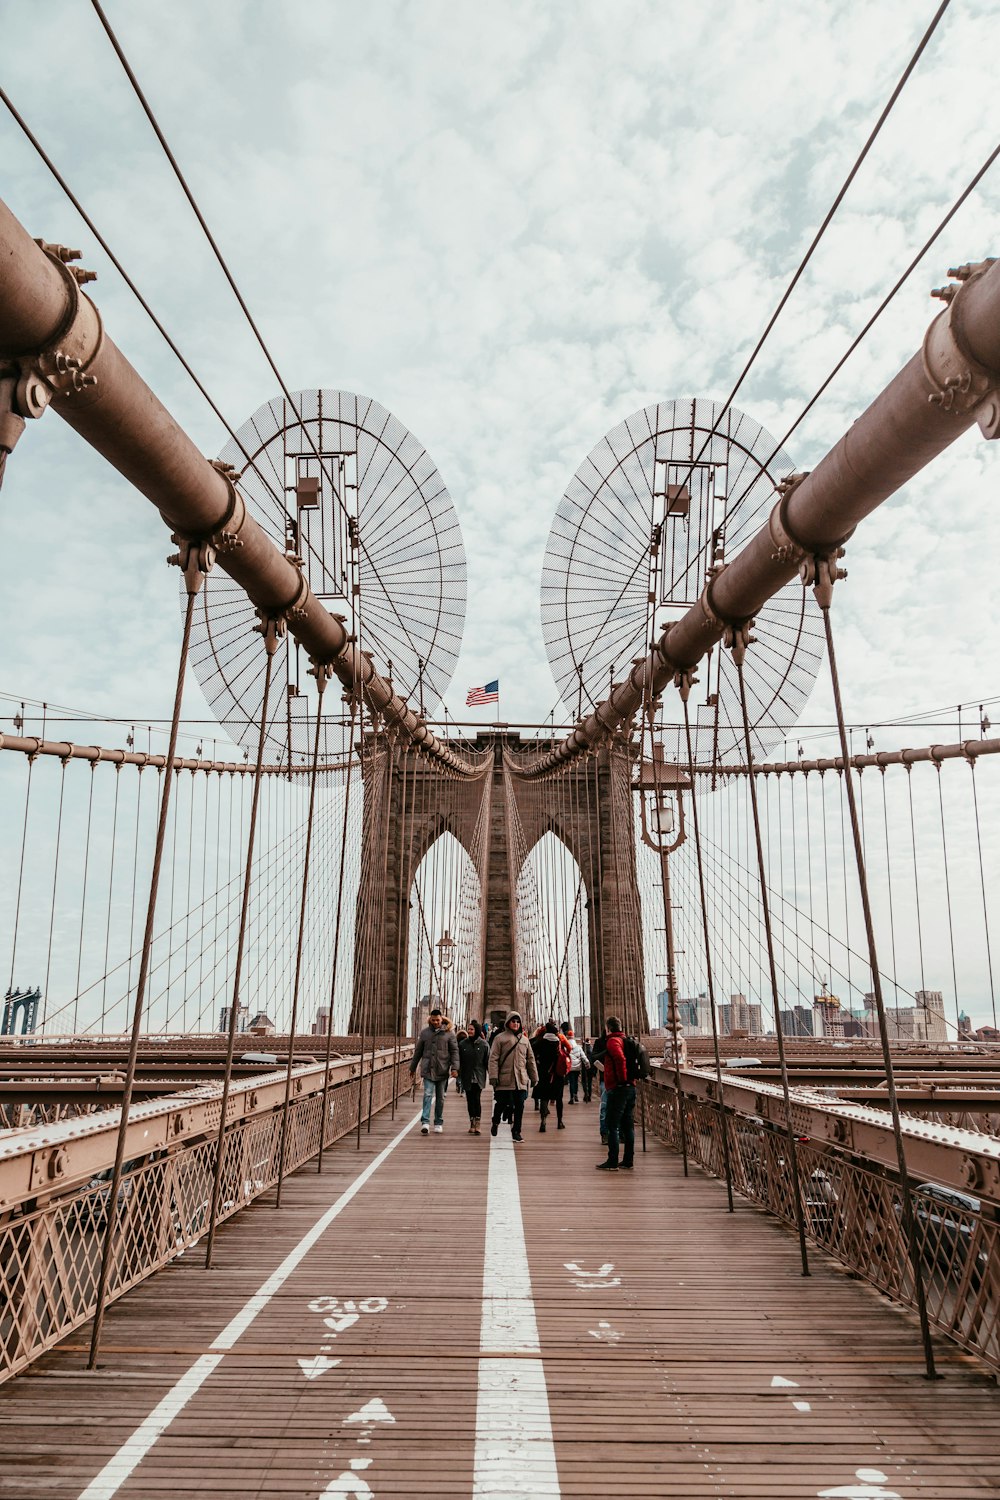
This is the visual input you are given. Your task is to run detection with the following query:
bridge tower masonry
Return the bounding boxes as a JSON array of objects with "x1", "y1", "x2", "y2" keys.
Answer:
[{"x1": 351, "y1": 731, "x2": 647, "y2": 1037}]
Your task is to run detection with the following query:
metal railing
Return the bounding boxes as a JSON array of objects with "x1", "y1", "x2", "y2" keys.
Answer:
[
  {"x1": 0, "y1": 1049, "x2": 411, "y2": 1383},
  {"x1": 641, "y1": 1067, "x2": 1000, "y2": 1373}
]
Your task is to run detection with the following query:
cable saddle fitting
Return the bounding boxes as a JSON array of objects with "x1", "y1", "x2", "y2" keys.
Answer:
[
  {"x1": 168, "y1": 534, "x2": 215, "y2": 595},
  {"x1": 925, "y1": 259, "x2": 1000, "y2": 439}
]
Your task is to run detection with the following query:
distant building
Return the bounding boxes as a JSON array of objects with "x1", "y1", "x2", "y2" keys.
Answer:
[
  {"x1": 862, "y1": 989, "x2": 948, "y2": 1042},
  {"x1": 719, "y1": 994, "x2": 763, "y2": 1036},
  {"x1": 669, "y1": 991, "x2": 713, "y2": 1037},
  {"x1": 813, "y1": 986, "x2": 844, "y2": 1038},
  {"x1": 780, "y1": 1005, "x2": 814, "y2": 1037},
  {"x1": 247, "y1": 1011, "x2": 275, "y2": 1035},
  {"x1": 914, "y1": 989, "x2": 948, "y2": 1043},
  {"x1": 218, "y1": 1002, "x2": 248, "y2": 1035},
  {"x1": 958, "y1": 1011, "x2": 973, "y2": 1037},
  {"x1": 311, "y1": 1006, "x2": 330, "y2": 1037}
]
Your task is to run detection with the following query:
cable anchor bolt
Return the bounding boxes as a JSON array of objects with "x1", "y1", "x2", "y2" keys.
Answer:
[
  {"x1": 800, "y1": 548, "x2": 847, "y2": 610},
  {"x1": 167, "y1": 534, "x2": 216, "y2": 595},
  {"x1": 723, "y1": 620, "x2": 755, "y2": 667},
  {"x1": 307, "y1": 659, "x2": 334, "y2": 695},
  {"x1": 252, "y1": 609, "x2": 287, "y2": 657}
]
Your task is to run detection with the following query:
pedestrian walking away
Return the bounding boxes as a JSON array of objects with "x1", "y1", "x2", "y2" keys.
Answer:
[
  {"x1": 581, "y1": 1037, "x2": 595, "y2": 1102},
  {"x1": 459, "y1": 1020, "x2": 489, "y2": 1134},
  {"x1": 591, "y1": 1029, "x2": 609, "y2": 1140},
  {"x1": 596, "y1": 1015, "x2": 635, "y2": 1171},
  {"x1": 565, "y1": 1026, "x2": 589, "y2": 1104},
  {"x1": 488, "y1": 1012, "x2": 538, "y2": 1141},
  {"x1": 533, "y1": 1020, "x2": 571, "y2": 1132},
  {"x1": 409, "y1": 1008, "x2": 459, "y2": 1134}
]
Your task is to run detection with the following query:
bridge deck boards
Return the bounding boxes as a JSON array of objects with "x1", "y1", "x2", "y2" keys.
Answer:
[{"x1": 2, "y1": 1092, "x2": 999, "y2": 1498}]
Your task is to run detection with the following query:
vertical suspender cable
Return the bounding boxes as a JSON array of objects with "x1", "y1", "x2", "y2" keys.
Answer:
[
  {"x1": 72, "y1": 764, "x2": 97, "y2": 1034},
  {"x1": 819, "y1": 602, "x2": 938, "y2": 1377},
  {"x1": 41, "y1": 756, "x2": 68, "y2": 1033},
  {"x1": 934, "y1": 766, "x2": 961, "y2": 1032},
  {"x1": 88, "y1": 575, "x2": 203, "y2": 1368},
  {"x1": 274, "y1": 668, "x2": 328, "y2": 1208},
  {"x1": 681, "y1": 690, "x2": 735, "y2": 1211},
  {"x1": 205, "y1": 630, "x2": 278, "y2": 1266},
  {"x1": 968, "y1": 761, "x2": 997, "y2": 1029},
  {"x1": 734, "y1": 649, "x2": 810, "y2": 1276},
  {"x1": 317, "y1": 697, "x2": 361, "y2": 1167}
]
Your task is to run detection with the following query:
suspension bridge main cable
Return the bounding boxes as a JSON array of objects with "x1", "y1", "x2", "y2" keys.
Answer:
[
  {"x1": 88, "y1": 0, "x2": 361, "y2": 563},
  {"x1": 542, "y1": 0, "x2": 954, "y2": 700}
]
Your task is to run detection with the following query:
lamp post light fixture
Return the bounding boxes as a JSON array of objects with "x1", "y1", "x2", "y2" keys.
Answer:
[
  {"x1": 635, "y1": 742, "x2": 690, "y2": 855},
  {"x1": 436, "y1": 930, "x2": 456, "y2": 1014}
]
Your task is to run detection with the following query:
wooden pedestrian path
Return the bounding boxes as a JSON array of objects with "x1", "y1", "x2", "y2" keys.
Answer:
[{"x1": 2, "y1": 1090, "x2": 999, "y2": 1499}]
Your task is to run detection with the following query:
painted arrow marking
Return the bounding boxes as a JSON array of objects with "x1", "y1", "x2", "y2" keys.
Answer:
[
  {"x1": 345, "y1": 1397, "x2": 395, "y2": 1427},
  {"x1": 298, "y1": 1355, "x2": 341, "y2": 1380},
  {"x1": 771, "y1": 1375, "x2": 798, "y2": 1388}
]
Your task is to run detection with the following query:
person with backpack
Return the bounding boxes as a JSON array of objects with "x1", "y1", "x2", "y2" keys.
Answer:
[
  {"x1": 596, "y1": 1015, "x2": 635, "y2": 1171},
  {"x1": 533, "y1": 1020, "x2": 571, "y2": 1133}
]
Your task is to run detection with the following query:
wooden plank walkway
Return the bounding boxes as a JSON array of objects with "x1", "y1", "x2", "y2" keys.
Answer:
[{"x1": 2, "y1": 1089, "x2": 999, "y2": 1499}]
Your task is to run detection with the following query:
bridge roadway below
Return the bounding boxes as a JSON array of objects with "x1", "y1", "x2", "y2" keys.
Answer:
[{"x1": 2, "y1": 1091, "x2": 999, "y2": 1499}]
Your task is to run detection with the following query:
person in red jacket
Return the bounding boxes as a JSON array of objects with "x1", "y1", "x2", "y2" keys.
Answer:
[{"x1": 596, "y1": 1016, "x2": 634, "y2": 1171}]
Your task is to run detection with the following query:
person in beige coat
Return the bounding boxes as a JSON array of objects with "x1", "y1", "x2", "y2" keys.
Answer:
[{"x1": 488, "y1": 1012, "x2": 538, "y2": 1142}]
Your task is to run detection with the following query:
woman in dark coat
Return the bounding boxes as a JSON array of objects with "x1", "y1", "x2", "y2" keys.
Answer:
[
  {"x1": 458, "y1": 1020, "x2": 490, "y2": 1134},
  {"x1": 532, "y1": 1020, "x2": 571, "y2": 1132}
]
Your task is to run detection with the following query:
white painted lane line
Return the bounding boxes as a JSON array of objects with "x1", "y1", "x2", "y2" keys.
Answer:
[
  {"x1": 78, "y1": 1111, "x2": 421, "y2": 1500},
  {"x1": 474, "y1": 1132, "x2": 560, "y2": 1498}
]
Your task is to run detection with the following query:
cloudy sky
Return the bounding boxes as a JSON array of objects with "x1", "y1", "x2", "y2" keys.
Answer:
[{"x1": 2, "y1": 0, "x2": 999, "y2": 1026}]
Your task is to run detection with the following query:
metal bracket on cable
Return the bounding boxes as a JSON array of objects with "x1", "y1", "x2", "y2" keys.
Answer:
[
  {"x1": 167, "y1": 534, "x2": 215, "y2": 595},
  {"x1": 672, "y1": 668, "x2": 697, "y2": 704},
  {"x1": 208, "y1": 462, "x2": 247, "y2": 553},
  {"x1": 723, "y1": 619, "x2": 756, "y2": 668},
  {"x1": 800, "y1": 547, "x2": 847, "y2": 611},
  {"x1": 927, "y1": 259, "x2": 1000, "y2": 439},
  {"x1": 252, "y1": 607, "x2": 286, "y2": 657},
  {"x1": 307, "y1": 658, "x2": 334, "y2": 695}
]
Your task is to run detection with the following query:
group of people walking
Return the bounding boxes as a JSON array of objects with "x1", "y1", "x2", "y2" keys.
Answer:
[{"x1": 408, "y1": 1008, "x2": 637, "y2": 1170}]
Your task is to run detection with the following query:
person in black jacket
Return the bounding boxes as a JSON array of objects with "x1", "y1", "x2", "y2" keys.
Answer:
[
  {"x1": 458, "y1": 1020, "x2": 489, "y2": 1134},
  {"x1": 532, "y1": 1020, "x2": 570, "y2": 1133}
]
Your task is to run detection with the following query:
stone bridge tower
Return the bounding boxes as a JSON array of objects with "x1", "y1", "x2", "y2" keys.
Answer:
[{"x1": 350, "y1": 732, "x2": 646, "y2": 1036}]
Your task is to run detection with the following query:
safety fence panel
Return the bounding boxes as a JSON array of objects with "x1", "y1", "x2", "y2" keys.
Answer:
[
  {"x1": 641, "y1": 1073, "x2": 1000, "y2": 1373},
  {"x1": 0, "y1": 1054, "x2": 410, "y2": 1384}
]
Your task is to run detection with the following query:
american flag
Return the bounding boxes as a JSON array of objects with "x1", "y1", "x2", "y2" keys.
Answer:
[{"x1": 466, "y1": 679, "x2": 499, "y2": 707}]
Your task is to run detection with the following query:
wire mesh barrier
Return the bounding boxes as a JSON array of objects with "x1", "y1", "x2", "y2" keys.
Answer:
[
  {"x1": 641, "y1": 1070, "x2": 1000, "y2": 1373},
  {"x1": 0, "y1": 1050, "x2": 410, "y2": 1384}
]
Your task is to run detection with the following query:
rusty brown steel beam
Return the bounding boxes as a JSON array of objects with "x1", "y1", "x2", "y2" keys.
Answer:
[
  {"x1": 0, "y1": 199, "x2": 476, "y2": 776},
  {"x1": 650, "y1": 1062, "x2": 1000, "y2": 1203},
  {"x1": 520, "y1": 259, "x2": 1000, "y2": 775},
  {"x1": 0, "y1": 1046, "x2": 402, "y2": 1210}
]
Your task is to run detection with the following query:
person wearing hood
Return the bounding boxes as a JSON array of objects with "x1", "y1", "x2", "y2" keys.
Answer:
[
  {"x1": 458, "y1": 1020, "x2": 489, "y2": 1134},
  {"x1": 488, "y1": 1013, "x2": 538, "y2": 1142},
  {"x1": 533, "y1": 1020, "x2": 571, "y2": 1132},
  {"x1": 409, "y1": 1008, "x2": 459, "y2": 1135}
]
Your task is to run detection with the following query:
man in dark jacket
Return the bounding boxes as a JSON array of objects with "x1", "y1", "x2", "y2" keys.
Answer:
[
  {"x1": 596, "y1": 1016, "x2": 634, "y2": 1172},
  {"x1": 410, "y1": 1009, "x2": 459, "y2": 1135}
]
